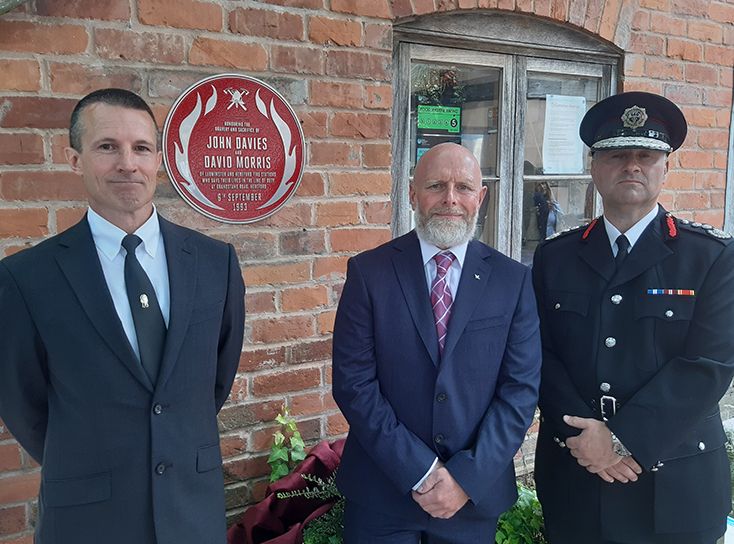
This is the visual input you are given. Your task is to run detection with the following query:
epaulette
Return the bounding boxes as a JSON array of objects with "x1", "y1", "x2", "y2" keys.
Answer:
[
  {"x1": 543, "y1": 220, "x2": 592, "y2": 243},
  {"x1": 673, "y1": 215, "x2": 732, "y2": 244}
]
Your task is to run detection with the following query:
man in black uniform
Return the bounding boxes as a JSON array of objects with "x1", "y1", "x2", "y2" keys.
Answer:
[{"x1": 532, "y1": 91, "x2": 734, "y2": 544}]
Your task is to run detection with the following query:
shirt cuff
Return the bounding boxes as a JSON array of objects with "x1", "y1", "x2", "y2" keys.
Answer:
[{"x1": 412, "y1": 457, "x2": 439, "y2": 491}]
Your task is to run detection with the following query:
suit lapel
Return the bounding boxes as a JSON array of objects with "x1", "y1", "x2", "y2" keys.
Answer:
[
  {"x1": 54, "y1": 218, "x2": 153, "y2": 391},
  {"x1": 442, "y1": 240, "x2": 492, "y2": 360},
  {"x1": 156, "y1": 217, "x2": 196, "y2": 389},
  {"x1": 392, "y1": 232, "x2": 440, "y2": 366},
  {"x1": 578, "y1": 220, "x2": 615, "y2": 282}
]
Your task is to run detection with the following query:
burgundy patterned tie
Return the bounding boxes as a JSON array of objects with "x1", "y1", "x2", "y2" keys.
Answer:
[{"x1": 431, "y1": 251, "x2": 456, "y2": 355}]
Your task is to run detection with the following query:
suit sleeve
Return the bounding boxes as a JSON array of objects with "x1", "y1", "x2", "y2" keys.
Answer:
[
  {"x1": 0, "y1": 262, "x2": 49, "y2": 464},
  {"x1": 532, "y1": 243, "x2": 597, "y2": 439},
  {"x1": 332, "y1": 257, "x2": 437, "y2": 494},
  {"x1": 607, "y1": 241, "x2": 734, "y2": 468},
  {"x1": 444, "y1": 266, "x2": 542, "y2": 503},
  {"x1": 213, "y1": 244, "x2": 245, "y2": 413}
]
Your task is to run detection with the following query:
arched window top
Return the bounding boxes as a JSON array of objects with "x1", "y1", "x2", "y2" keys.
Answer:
[{"x1": 395, "y1": 11, "x2": 621, "y2": 62}]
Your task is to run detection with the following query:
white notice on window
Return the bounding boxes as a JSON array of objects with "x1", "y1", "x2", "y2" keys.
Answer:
[{"x1": 542, "y1": 95, "x2": 586, "y2": 174}]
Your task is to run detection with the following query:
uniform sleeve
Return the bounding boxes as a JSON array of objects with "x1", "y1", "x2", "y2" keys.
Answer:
[
  {"x1": 0, "y1": 261, "x2": 49, "y2": 464},
  {"x1": 213, "y1": 244, "x2": 245, "y2": 413}
]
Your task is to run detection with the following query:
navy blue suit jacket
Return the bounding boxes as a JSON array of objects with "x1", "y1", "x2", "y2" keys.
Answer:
[
  {"x1": 332, "y1": 231, "x2": 541, "y2": 522},
  {"x1": 0, "y1": 216, "x2": 245, "y2": 544}
]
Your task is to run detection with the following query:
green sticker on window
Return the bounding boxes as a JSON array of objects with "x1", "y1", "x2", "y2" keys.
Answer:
[{"x1": 417, "y1": 105, "x2": 461, "y2": 133}]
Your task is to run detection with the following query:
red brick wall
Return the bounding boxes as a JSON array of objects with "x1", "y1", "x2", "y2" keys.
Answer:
[{"x1": 0, "y1": 0, "x2": 732, "y2": 541}]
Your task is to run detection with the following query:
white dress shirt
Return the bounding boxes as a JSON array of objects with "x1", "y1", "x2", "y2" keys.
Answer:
[
  {"x1": 87, "y1": 207, "x2": 170, "y2": 360},
  {"x1": 603, "y1": 204, "x2": 659, "y2": 257}
]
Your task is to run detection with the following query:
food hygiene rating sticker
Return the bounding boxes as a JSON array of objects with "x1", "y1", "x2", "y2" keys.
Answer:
[{"x1": 163, "y1": 73, "x2": 305, "y2": 224}]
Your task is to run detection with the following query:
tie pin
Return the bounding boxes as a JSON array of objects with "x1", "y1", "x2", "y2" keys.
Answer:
[{"x1": 140, "y1": 294, "x2": 149, "y2": 309}]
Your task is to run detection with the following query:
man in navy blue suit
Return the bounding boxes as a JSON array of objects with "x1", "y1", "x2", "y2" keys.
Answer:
[
  {"x1": 332, "y1": 143, "x2": 541, "y2": 543},
  {"x1": 0, "y1": 89, "x2": 245, "y2": 543}
]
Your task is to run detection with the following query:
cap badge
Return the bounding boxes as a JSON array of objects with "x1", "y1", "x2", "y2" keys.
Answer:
[{"x1": 621, "y1": 105, "x2": 648, "y2": 129}]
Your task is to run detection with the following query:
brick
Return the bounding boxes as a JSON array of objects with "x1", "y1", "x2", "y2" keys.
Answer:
[
  {"x1": 314, "y1": 255, "x2": 348, "y2": 280},
  {"x1": 364, "y1": 200, "x2": 392, "y2": 224},
  {"x1": 244, "y1": 261, "x2": 310, "y2": 287},
  {"x1": 365, "y1": 84, "x2": 392, "y2": 110},
  {"x1": 684, "y1": 106, "x2": 717, "y2": 128},
  {"x1": 257, "y1": 0, "x2": 322, "y2": 6},
  {"x1": 147, "y1": 70, "x2": 221, "y2": 99},
  {"x1": 326, "y1": 50, "x2": 390, "y2": 81},
  {"x1": 0, "y1": 60, "x2": 40, "y2": 92},
  {"x1": 629, "y1": 34, "x2": 665, "y2": 56},
  {"x1": 392, "y1": 0, "x2": 414, "y2": 17},
  {"x1": 330, "y1": 228, "x2": 390, "y2": 252},
  {"x1": 694, "y1": 171, "x2": 725, "y2": 190},
  {"x1": 281, "y1": 286, "x2": 329, "y2": 312},
  {"x1": 710, "y1": 191, "x2": 725, "y2": 209},
  {"x1": 227, "y1": 376, "x2": 249, "y2": 404},
  {"x1": 309, "y1": 142, "x2": 360, "y2": 167},
  {"x1": 0, "y1": 98, "x2": 76, "y2": 130},
  {"x1": 138, "y1": 0, "x2": 222, "y2": 30},
  {"x1": 715, "y1": 109, "x2": 730, "y2": 129},
  {"x1": 290, "y1": 338, "x2": 332, "y2": 364},
  {"x1": 703, "y1": 89, "x2": 732, "y2": 108},
  {"x1": 667, "y1": 38, "x2": 702, "y2": 61},
  {"x1": 230, "y1": 8, "x2": 304, "y2": 41},
  {"x1": 271, "y1": 45, "x2": 324, "y2": 75},
  {"x1": 220, "y1": 434, "x2": 247, "y2": 460},
  {"x1": 675, "y1": 191, "x2": 709, "y2": 210},
  {"x1": 678, "y1": 150, "x2": 714, "y2": 169},
  {"x1": 330, "y1": 112, "x2": 391, "y2": 139},
  {"x1": 330, "y1": 172, "x2": 391, "y2": 196},
  {"x1": 685, "y1": 63, "x2": 719, "y2": 85},
  {"x1": 298, "y1": 110, "x2": 327, "y2": 139},
  {"x1": 436, "y1": 0, "x2": 458, "y2": 9},
  {"x1": 254, "y1": 203, "x2": 312, "y2": 229},
  {"x1": 326, "y1": 412, "x2": 349, "y2": 436},
  {"x1": 663, "y1": 171, "x2": 694, "y2": 191},
  {"x1": 639, "y1": 0, "x2": 666, "y2": 6},
  {"x1": 331, "y1": 0, "x2": 391, "y2": 17},
  {"x1": 0, "y1": 472, "x2": 39, "y2": 503},
  {"x1": 0, "y1": 443, "x2": 22, "y2": 472},
  {"x1": 279, "y1": 230, "x2": 326, "y2": 256},
  {"x1": 218, "y1": 400, "x2": 283, "y2": 431},
  {"x1": 308, "y1": 16, "x2": 361, "y2": 46},
  {"x1": 413, "y1": 0, "x2": 436, "y2": 14},
  {"x1": 0, "y1": 209, "x2": 48, "y2": 239},
  {"x1": 598, "y1": 0, "x2": 622, "y2": 41},
  {"x1": 623, "y1": 55, "x2": 645, "y2": 77},
  {"x1": 248, "y1": 424, "x2": 280, "y2": 453},
  {"x1": 49, "y1": 63, "x2": 143, "y2": 95},
  {"x1": 297, "y1": 172, "x2": 325, "y2": 197},
  {"x1": 705, "y1": 44, "x2": 734, "y2": 66},
  {"x1": 317, "y1": 309, "x2": 336, "y2": 335},
  {"x1": 663, "y1": 84, "x2": 702, "y2": 105},
  {"x1": 208, "y1": 232, "x2": 278, "y2": 261},
  {"x1": 0, "y1": 134, "x2": 44, "y2": 165},
  {"x1": 645, "y1": 59, "x2": 683, "y2": 80},
  {"x1": 56, "y1": 208, "x2": 87, "y2": 232},
  {"x1": 189, "y1": 38, "x2": 268, "y2": 71},
  {"x1": 459, "y1": 0, "x2": 479, "y2": 7},
  {"x1": 714, "y1": 150, "x2": 728, "y2": 170},
  {"x1": 252, "y1": 367, "x2": 321, "y2": 396},
  {"x1": 36, "y1": 0, "x2": 130, "y2": 19},
  {"x1": 246, "y1": 291, "x2": 276, "y2": 314},
  {"x1": 688, "y1": 21, "x2": 723, "y2": 43},
  {"x1": 222, "y1": 455, "x2": 269, "y2": 483},
  {"x1": 250, "y1": 315, "x2": 314, "y2": 344},
  {"x1": 309, "y1": 81, "x2": 363, "y2": 108},
  {"x1": 0, "y1": 172, "x2": 86, "y2": 202},
  {"x1": 516, "y1": 0, "x2": 533, "y2": 13},
  {"x1": 289, "y1": 392, "x2": 337, "y2": 417},
  {"x1": 650, "y1": 13, "x2": 686, "y2": 36},
  {"x1": 630, "y1": 9, "x2": 648, "y2": 31},
  {"x1": 315, "y1": 201, "x2": 359, "y2": 227},
  {"x1": 709, "y1": 2, "x2": 734, "y2": 23},
  {"x1": 692, "y1": 209, "x2": 723, "y2": 227},
  {"x1": 671, "y1": 0, "x2": 707, "y2": 16},
  {"x1": 583, "y1": 0, "x2": 603, "y2": 33},
  {"x1": 365, "y1": 23, "x2": 391, "y2": 50},
  {"x1": 95, "y1": 29, "x2": 185, "y2": 64},
  {"x1": 0, "y1": 505, "x2": 26, "y2": 536},
  {"x1": 568, "y1": 0, "x2": 588, "y2": 26},
  {"x1": 0, "y1": 21, "x2": 88, "y2": 54},
  {"x1": 363, "y1": 143, "x2": 391, "y2": 168},
  {"x1": 238, "y1": 347, "x2": 287, "y2": 373},
  {"x1": 698, "y1": 130, "x2": 729, "y2": 150}
]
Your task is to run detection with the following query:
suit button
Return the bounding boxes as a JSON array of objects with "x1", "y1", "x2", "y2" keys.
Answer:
[
  {"x1": 153, "y1": 403, "x2": 163, "y2": 415},
  {"x1": 155, "y1": 463, "x2": 166, "y2": 475},
  {"x1": 600, "y1": 382, "x2": 611, "y2": 393},
  {"x1": 436, "y1": 393, "x2": 447, "y2": 403},
  {"x1": 605, "y1": 337, "x2": 616, "y2": 348},
  {"x1": 665, "y1": 309, "x2": 674, "y2": 318},
  {"x1": 434, "y1": 434, "x2": 445, "y2": 444},
  {"x1": 554, "y1": 303, "x2": 561, "y2": 310},
  {"x1": 611, "y1": 294, "x2": 622, "y2": 304},
  {"x1": 698, "y1": 441, "x2": 706, "y2": 451}
]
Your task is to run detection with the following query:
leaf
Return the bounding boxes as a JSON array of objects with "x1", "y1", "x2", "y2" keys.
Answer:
[
  {"x1": 268, "y1": 448, "x2": 289, "y2": 464},
  {"x1": 269, "y1": 463, "x2": 290, "y2": 483}
]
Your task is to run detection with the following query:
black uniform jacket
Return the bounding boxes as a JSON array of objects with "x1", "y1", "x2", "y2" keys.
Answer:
[{"x1": 532, "y1": 207, "x2": 734, "y2": 542}]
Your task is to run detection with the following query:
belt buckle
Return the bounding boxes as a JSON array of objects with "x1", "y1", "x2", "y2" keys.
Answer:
[{"x1": 600, "y1": 395, "x2": 617, "y2": 421}]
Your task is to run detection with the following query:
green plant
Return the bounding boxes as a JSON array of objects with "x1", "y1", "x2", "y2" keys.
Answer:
[
  {"x1": 267, "y1": 409, "x2": 306, "y2": 483},
  {"x1": 495, "y1": 483, "x2": 547, "y2": 544},
  {"x1": 302, "y1": 498, "x2": 344, "y2": 544}
]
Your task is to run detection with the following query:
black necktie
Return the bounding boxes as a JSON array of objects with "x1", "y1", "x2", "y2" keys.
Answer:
[
  {"x1": 615, "y1": 234, "x2": 630, "y2": 270},
  {"x1": 122, "y1": 234, "x2": 166, "y2": 384}
]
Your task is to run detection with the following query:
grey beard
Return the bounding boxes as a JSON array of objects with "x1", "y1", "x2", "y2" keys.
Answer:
[{"x1": 415, "y1": 210, "x2": 477, "y2": 249}]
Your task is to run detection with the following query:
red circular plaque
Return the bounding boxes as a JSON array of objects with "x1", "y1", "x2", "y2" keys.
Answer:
[{"x1": 163, "y1": 74, "x2": 305, "y2": 223}]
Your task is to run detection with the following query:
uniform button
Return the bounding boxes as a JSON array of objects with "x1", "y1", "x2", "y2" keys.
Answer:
[
  {"x1": 434, "y1": 434, "x2": 445, "y2": 444},
  {"x1": 600, "y1": 382, "x2": 611, "y2": 393},
  {"x1": 554, "y1": 303, "x2": 561, "y2": 310},
  {"x1": 664, "y1": 309, "x2": 674, "y2": 318},
  {"x1": 436, "y1": 393, "x2": 447, "y2": 403},
  {"x1": 155, "y1": 463, "x2": 166, "y2": 475},
  {"x1": 611, "y1": 294, "x2": 622, "y2": 305},
  {"x1": 605, "y1": 337, "x2": 617, "y2": 348},
  {"x1": 656, "y1": 461, "x2": 664, "y2": 468},
  {"x1": 153, "y1": 403, "x2": 163, "y2": 415},
  {"x1": 553, "y1": 436, "x2": 560, "y2": 443},
  {"x1": 698, "y1": 441, "x2": 706, "y2": 451},
  {"x1": 651, "y1": 467, "x2": 658, "y2": 472}
]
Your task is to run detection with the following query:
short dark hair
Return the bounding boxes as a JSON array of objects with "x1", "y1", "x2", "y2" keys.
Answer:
[{"x1": 69, "y1": 88, "x2": 158, "y2": 151}]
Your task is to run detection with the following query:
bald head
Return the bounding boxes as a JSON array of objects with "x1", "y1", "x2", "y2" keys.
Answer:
[{"x1": 413, "y1": 143, "x2": 482, "y2": 188}]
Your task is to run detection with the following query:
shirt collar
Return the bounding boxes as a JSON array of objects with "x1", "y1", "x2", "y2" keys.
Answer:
[
  {"x1": 87, "y1": 207, "x2": 162, "y2": 261},
  {"x1": 603, "y1": 203, "x2": 659, "y2": 252},
  {"x1": 417, "y1": 234, "x2": 468, "y2": 268}
]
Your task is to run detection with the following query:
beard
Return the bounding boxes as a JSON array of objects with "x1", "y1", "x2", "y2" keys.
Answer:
[{"x1": 415, "y1": 206, "x2": 478, "y2": 248}]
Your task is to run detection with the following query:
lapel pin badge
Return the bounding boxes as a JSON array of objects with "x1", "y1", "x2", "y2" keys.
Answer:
[
  {"x1": 140, "y1": 294, "x2": 150, "y2": 309},
  {"x1": 474, "y1": 274, "x2": 480, "y2": 280}
]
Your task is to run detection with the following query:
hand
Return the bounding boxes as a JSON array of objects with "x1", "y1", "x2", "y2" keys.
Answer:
[
  {"x1": 563, "y1": 415, "x2": 621, "y2": 473},
  {"x1": 596, "y1": 457, "x2": 642, "y2": 483},
  {"x1": 412, "y1": 466, "x2": 469, "y2": 519}
]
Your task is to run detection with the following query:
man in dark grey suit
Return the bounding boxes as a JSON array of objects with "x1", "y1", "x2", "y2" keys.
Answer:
[{"x1": 0, "y1": 89, "x2": 245, "y2": 543}]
